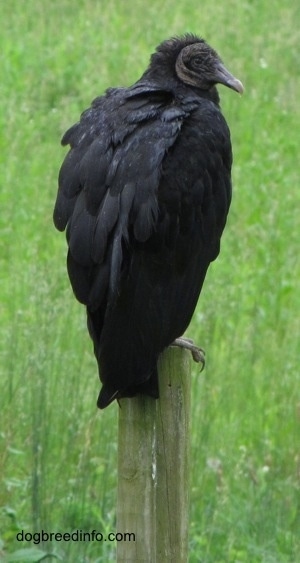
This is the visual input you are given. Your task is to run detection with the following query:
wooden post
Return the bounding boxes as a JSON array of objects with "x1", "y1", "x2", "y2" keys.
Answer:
[{"x1": 117, "y1": 346, "x2": 191, "y2": 562}]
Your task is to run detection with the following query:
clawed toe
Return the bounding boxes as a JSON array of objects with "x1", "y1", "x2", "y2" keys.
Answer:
[{"x1": 171, "y1": 337, "x2": 205, "y2": 371}]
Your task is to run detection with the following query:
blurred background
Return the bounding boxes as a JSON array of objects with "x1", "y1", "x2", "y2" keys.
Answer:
[{"x1": 0, "y1": 0, "x2": 299, "y2": 561}]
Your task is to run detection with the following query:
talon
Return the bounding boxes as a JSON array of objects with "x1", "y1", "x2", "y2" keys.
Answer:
[{"x1": 171, "y1": 337, "x2": 205, "y2": 371}]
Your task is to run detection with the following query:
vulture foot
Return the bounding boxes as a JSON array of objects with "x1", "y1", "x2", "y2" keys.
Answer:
[{"x1": 171, "y1": 337, "x2": 205, "y2": 370}]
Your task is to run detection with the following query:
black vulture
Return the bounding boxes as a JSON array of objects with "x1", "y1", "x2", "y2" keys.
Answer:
[{"x1": 53, "y1": 34, "x2": 243, "y2": 409}]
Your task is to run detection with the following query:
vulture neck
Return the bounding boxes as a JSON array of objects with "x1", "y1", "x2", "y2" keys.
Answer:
[{"x1": 140, "y1": 68, "x2": 221, "y2": 106}]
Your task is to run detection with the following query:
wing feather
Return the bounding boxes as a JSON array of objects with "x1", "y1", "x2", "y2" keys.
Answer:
[
  {"x1": 92, "y1": 191, "x2": 120, "y2": 264},
  {"x1": 54, "y1": 85, "x2": 184, "y2": 313},
  {"x1": 67, "y1": 191, "x2": 96, "y2": 267}
]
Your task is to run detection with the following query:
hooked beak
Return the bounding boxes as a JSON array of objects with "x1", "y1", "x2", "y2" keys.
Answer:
[{"x1": 215, "y1": 62, "x2": 244, "y2": 94}]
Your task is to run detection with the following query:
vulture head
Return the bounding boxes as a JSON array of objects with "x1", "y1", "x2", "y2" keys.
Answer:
[{"x1": 145, "y1": 34, "x2": 244, "y2": 95}]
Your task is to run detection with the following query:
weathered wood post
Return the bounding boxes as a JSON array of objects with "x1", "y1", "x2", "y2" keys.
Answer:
[{"x1": 117, "y1": 346, "x2": 191, "y2": 562}]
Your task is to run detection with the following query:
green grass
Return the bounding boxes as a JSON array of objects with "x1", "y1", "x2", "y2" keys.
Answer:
[{"x1": 1, "y1": 0, "x2": 299, "y2": 561}]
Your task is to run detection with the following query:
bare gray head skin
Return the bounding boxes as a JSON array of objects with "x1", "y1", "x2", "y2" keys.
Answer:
[{"x1": 175, "y1": 41, "x2": 244, "y2": 93}]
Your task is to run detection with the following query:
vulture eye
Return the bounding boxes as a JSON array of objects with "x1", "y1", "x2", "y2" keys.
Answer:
[{"x1": 192, "y1": 56, "x2": 202, "y2": 66}]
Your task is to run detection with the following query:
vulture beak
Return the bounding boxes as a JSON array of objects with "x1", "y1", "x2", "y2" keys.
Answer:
[{"x1": 215, "y1": 62, "x2": 244, "y2": 94}]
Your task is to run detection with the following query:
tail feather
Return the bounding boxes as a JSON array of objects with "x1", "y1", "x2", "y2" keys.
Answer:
[
  {"x1": 97, "y1": 386, "x2": 119, "y2": 409},
  {"x1": 97, "y1": 365, "x2": 159, "y2": 409}
]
